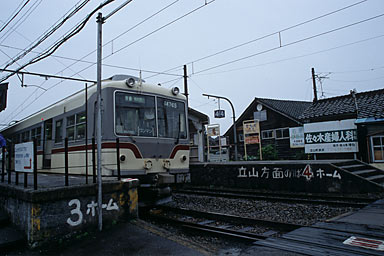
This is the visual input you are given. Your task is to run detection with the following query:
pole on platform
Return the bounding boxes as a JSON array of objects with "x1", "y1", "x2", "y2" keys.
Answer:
[{"x1": 96, "y1": 12, "x2": 104, "y2": 232}]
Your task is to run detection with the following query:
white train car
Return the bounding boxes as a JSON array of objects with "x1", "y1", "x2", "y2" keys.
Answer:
[{"x1": 1, "y1": 75, "x2": 190, "y2": 200}]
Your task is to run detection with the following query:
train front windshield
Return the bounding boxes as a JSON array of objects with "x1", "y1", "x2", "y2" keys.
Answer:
[{"x1": 115, "y1": 92, "x2": 187, "y2": 139}]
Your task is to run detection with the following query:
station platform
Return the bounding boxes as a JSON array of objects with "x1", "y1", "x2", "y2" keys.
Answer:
[{"x1": 246, "y1": 199, "x2": 384, "y2": 255}]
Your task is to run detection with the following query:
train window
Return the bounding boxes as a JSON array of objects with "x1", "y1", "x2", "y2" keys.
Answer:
[
  {"x1": 22, "y1": 130, "x2": 30, "y2": 142},
  {"x1": 55, "y1": 120, "x2": 63, "y2": 143},
  {"x1": 157, "y1": 98, "x2": 187, "y2": 139},
  {"x1": 115, "y1": 92, "x2": 156, "y2": 137},
  {"x1": 31, "y1": 127, "x2": 42, "y2": 146},
  {"x1": 66, "y1": 112, "x2": 86, "y2": 141}
]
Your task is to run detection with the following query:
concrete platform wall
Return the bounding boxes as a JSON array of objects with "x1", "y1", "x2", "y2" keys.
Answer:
[
  {"x1": 0, "y1": 179, "x2": 138, "y2": 248},
  {"x1": 190, "y1": 161, "x2": 383, "y2": 194}
]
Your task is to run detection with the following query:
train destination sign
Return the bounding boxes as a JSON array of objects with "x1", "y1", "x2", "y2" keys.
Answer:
[{"x1": 15, "y1": 142, "x2": 34, "y2": 173}]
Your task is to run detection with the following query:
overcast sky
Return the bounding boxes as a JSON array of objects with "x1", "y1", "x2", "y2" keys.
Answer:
[{"x1": 0, "y1": 0, "x2": 383, "y2": 132}]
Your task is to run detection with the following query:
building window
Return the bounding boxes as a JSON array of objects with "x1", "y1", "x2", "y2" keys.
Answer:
[
  {"x1": 371, "y1": 136, "x2": 384, "y2": 162},
  {"x1": 31, "y1": 127, "x2": 41, "y2": 146},
  {"x1": 275, "y1": 128, "x2": 289, "y2": 139},
  {"x1": 66, "y1": 112, "x2": 86, "y2": 141},
  {"x1": 262, "y1": 130, "x2": 274, "y2": 139},
  {"x1": 55, "y1": 119, "x2": 63, "y2": 143}
]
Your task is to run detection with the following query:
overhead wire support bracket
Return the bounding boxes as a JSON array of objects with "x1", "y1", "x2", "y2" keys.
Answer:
[{"x1": 0, "y1": 68, "x2": 96, "y2": 84}]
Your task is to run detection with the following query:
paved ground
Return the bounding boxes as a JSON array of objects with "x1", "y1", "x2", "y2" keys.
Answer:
[{"x1": 8, "y1": 220, "x2": 207, "y2": 256}]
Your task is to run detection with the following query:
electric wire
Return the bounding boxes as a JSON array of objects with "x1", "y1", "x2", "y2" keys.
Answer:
[
  {"x1": 69, "y1": 0, "x2": 216, "y2": 81},
  {"x1": 0, "y1": 44, "x2": 182, "y2": 76},
  {"x1": 0, "y1": 0, "x2": 43, "y2": 44},
  {"x1": 194, "y1": 34, "x2": 384, "y2": 76},
  {"x1": 194, "y1": 13, "x2": 384, "y2": 75},
  {"x1": 145, "y1": 0, "x2": 369, "y2": 80},
  {"x1": 0, "y1": 0, "x2": 30, "y2": 34},
  {"x1": 0, "y1": 0, "x2": 190, "y2": 124},
  {"x1": 1, "y1": 0, "x2": 91, "y2": 71},
  {"x1": 17, "y1": 0, "x2": 182, "y2": 82},
  {"x1": 0, "y1": 0, "x2": 115, "y2": 83}
]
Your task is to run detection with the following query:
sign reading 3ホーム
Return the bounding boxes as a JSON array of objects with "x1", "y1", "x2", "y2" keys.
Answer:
[
  {"x1": 15, "y1": 142, "x2": 34, "y2": 172},
  {"x1": 304, "y1": 119, "x2": 358, "y2": 154}
]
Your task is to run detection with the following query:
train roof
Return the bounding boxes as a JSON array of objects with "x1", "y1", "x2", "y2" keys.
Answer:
[{"x1": 1, "y1": 75, "x2": 186, "y2": 134}]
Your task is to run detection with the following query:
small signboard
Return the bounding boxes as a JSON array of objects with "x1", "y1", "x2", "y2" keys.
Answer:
[
  {"x1": 289, "y1": 127, "x2": 304, "y2": 148},
  {"x1": 214, "y1": 109, "x2": 225, "y2": 118},
  {"x1": 15, "y1": 142, "x2": 34, "y2": 173},
  {"x1": 245, "y1": 135, "x2": 260, "y2": 144},
  {"x1": 207, "y1": 124, "x2": 220, "y2": 137}
]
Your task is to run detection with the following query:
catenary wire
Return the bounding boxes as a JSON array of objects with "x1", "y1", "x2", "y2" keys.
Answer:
[
  {"x1": 144, "y1": 0, "x2": 369, "y2": 80},
  {"x1": 1, "y1": 0, "x2": 91, "y2": 71},
  {"x1": 193, "y1": 34, "x2": 384, "y2": 76},
  {"x1": 0, "y1": 0, "x2": 43, "y2": 44},
  {"x1": 0, "y1": 0, "x2": 30, "y2": 34},
  {"x1": 193, "y1": 13, "x2": 384, "y2": 75}
]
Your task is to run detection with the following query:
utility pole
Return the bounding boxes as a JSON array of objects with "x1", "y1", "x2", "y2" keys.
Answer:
[
  {"x1": 96, "y1": 12, "x2": 104, "y2": 232},
  {"x1": 95, "y1": 0, "x2": 133, "y2": 232},
  {"x1": 183, "y1": 65, "x2": 189, "y2": 106},
  {"x1": 311, "y1": 67, "x2": 318, "y2": 102}
]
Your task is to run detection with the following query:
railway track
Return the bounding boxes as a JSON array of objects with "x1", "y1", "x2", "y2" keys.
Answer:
[
  {"x1": 142, "y1": 205, "x2": 306, "y2": 244},
  {"x1": 173, "y1": 187, "x2": 375, "y2": 208}
]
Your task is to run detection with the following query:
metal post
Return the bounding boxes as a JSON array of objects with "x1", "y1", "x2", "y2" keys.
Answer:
[
  {"x1": 202, "y1": 94, "x2": 238, "y2": 161},
  {"x1": 24, "y1": 172, "x2": 27, "y2": 188},
  {"x1": 85, "y1": 83, "x2": 88, "y2": 184},
  {"x1": 8, "y1": 142, "x2": 11, "y2": 184},
  {"x1": 96, "y1": 12, "x2": 104, "y2": 232},
  {"x1": 116, "y1": 138, "x2": 121, "y2": 180},
  {"x1": 33, "y1": 139, "x2": 37, "y2": 190},
  {"x1": 2, "y1": 146, "x2": 5, "y2": 182},
  {"x1": 92, "y1": 137, "x2": 96, "y2": 183},
  {"x1": 65, "y1": 137, "x2": 69, "y2": 186}
]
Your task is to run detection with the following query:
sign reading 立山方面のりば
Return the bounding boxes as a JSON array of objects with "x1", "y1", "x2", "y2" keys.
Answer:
[{"x1": 304, "y1": 119, "x2": 358, "y2": 154}]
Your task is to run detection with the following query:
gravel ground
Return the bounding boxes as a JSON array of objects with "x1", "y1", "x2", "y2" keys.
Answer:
[
  {"x1": 141, "y1": 192, "x2": 359, "y2": 255},
  {"x1": 166, "y1": 193, "x2": 357, "y2": 226}
]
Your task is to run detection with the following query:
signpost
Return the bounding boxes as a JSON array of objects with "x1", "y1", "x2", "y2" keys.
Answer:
[
  {"x1": 243, "y1": 119, "x2": 262, "y2": 160},
  {"x1": 207, "y1": 124, "x2": 221, "y2": 162}
]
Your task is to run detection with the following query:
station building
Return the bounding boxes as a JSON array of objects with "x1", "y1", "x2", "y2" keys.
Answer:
[{"x1": 224, "y1": 88, "x2": 384, "y2": 170}]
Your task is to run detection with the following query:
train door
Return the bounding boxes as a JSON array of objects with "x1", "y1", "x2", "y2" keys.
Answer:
[{"x1": 43, "y1": 119, "x2": 53, "y2": 169}]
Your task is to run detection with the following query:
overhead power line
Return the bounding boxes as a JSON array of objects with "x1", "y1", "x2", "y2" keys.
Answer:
[
  {"x1": 0, "y1": 0, "x2": 30, "y2": 34},
  {"x1": 145, "y1": 0, "x2": 369, "y2": 80},
  {"x1": 0, "y1": 0, "x2": 43, "y2": 44},
  {"x1": 195, "y1": 34, "x2": 384, "y2": 76},
  {"x1": 0, "y1": 0, "x2": 115, "y2": 83},
  {"x1": 1, "y1": 0, "x2": 91, "y2": 71},
  {"x1": 194, "y1": 13, "x2": 384, "y2": 75}
]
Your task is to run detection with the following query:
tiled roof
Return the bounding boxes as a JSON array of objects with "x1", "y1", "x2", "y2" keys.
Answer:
[
  {"x1": 257, "y1": 98, "x2": 312, "y2": 122},
  {"x1": 300, "y1": 88, "x2": 384, "y2": 120}
]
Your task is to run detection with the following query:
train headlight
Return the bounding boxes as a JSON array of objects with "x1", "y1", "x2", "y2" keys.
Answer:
[
  {"x1": 120, "y1": 154, "x2": 126, "y2": 162},
  {"x1": 171, "y1": 87, "x2": 180, "y2": 95},
  {"x1": 125, "y1": 78, "x2": 135, "y2": 87},
  {"x1": 144, "y1": 160, "x2": 152, "y2": 170}
]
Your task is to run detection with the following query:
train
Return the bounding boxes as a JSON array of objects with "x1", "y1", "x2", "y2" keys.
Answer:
[{"x1": 1, "y1": 74, "x2": 190, "y2": 203}]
